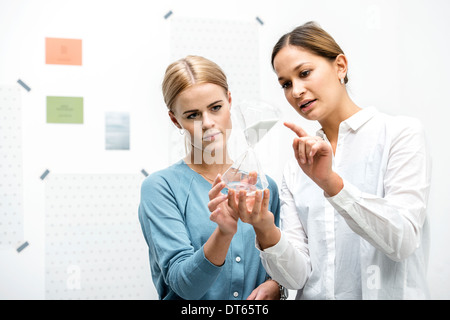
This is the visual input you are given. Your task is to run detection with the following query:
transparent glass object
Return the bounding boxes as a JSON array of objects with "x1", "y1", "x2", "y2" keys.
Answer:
[{"x1": 222, "y1": 99, "x2": 281, "y2": 196}]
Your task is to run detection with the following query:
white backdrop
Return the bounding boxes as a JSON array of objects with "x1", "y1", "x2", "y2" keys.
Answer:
[{"x1": 1, "y1": 0, "x2": 449, "y2": 299}]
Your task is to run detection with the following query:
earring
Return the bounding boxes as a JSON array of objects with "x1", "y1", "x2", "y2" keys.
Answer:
[
  {"x1": 340, "y1": 78, "x2": 345, "y2": 84},
  {"x1": 179, "y1": 128, "x2": 185, "y2": 135}
]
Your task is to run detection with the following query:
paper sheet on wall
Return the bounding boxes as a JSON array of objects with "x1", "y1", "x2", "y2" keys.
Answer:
[
  {"x1": 46, "y1": 96, "x2": 83, "y2": 124},
  {"x1": 45, "y1": 37, "x2": 82, "y2": 66},
  {"x1": 105, "y1": 112, "x2": 130, "y2": 150},
  {"x1": 0, "y1": 85, "x2": 24, "y2": 249},
  {"x1": 44, "y1": 173, "x2": 155, "y2": 299}
]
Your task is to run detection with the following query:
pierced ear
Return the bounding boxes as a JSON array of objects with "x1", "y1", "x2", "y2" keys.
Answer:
[
  {"x1": 227, "y1": 90, "x2": 232, "y2": 106},
  {"x1": 335, "y1": 54, "x2": 348, "y2": 81},
  {"x1": 168, "y1": 110, "x2": 182, "y2": 129}
]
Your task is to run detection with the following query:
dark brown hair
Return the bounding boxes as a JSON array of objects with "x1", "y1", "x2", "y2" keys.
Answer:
[{"x1": 271, "y1": 21, "x2": 348, "y2": 84}]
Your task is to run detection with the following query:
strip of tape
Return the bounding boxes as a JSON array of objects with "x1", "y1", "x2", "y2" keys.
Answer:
[
  {"x1": 40, "y1": 169, "x2": 50, "y2": 180},
  {"x1": 17, "y1": 241, "x2": 29, "y2": 253},
  {"x1": 17, "y1": 79, "x2": 31, "y2": 92},
  {"x1": 256, "y1": 16, "x2": 264, "y2": 25},
  {"x1": 164, "y1": 10, "x2": 173, "y2": 19}
]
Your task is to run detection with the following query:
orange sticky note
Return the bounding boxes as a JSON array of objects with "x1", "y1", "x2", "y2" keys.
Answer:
[{"x1": 45, "y1": 37, "x2": 82, "y2": 65}]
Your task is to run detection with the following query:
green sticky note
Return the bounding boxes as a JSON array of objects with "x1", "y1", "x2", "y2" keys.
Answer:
[{"x1": 47, "y1": 96, "x2": 83, "y2": 124}]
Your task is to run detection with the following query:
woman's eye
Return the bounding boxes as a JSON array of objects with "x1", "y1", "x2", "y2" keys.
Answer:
[
  {"x1": 211, "y1": 105, "x2": 222, "y2": 112},
  {"x1": 187, "y1": 112, "x2": 199, "y2": 120},
  {"x1": 300, "y1": 70, "x2": 311, "y2": 78},
  {"x1": 281, "y1": 81, "x2": 292, "y2": 90}
]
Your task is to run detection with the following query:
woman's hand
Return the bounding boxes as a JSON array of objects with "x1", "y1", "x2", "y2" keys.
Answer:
[
  {"x1": 284, "y1": 122, "x2": 343, "y2": 196},
  {"x1": 208, "y1": 174, "x2": 239, "y2": 236},
  {"x1": 247, "y1": 280, "x2": 281, "y2": 300},
  {"x1": 228, "y1": 185, "x2": 280, "y2": 250},
  {"x1": 229, "y1": 188, "x2": 272, "y2": 231}
]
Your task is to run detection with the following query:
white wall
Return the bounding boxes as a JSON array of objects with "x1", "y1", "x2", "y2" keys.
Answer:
[{"x1": 1, "y1": 0, "x2": 449, "y2": 299}]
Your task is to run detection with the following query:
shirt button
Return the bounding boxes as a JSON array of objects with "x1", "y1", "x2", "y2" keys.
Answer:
[
  {"x1": 233, "y1": 291, "x2": 239, "y2": 298},
  {"x1": 235, "y1": 256, "x2": 241, "y2": 263}
]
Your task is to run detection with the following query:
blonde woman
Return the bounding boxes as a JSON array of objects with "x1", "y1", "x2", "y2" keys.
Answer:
[
  {"x1": 138, "y1": 56, "x2": 282, "y2": 300},
  {"x1": 234, "y1": 22, "x2": 431, "y2": 299}
]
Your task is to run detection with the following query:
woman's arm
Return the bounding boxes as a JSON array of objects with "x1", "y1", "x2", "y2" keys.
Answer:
[
  {"x1": 229, "y1": 188, "x2": 281, "y2": 249},
  {"x1": 285, "y1": 119, "x2": 431, "y2": 261},
  {"x1": 204, "y1": 175, "x2": 239, "y2": 266},
  {"x1": 139, "y1": 174, "x2": 236, "y2": 299},
  {"x1": 326, "y1": 119, "x2": 431, "y2": 261},
  {"x1": 229, "y1": 175, "x2": 311, "y2": 290}
]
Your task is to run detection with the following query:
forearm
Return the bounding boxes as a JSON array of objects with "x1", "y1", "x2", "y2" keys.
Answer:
[
  {"x1": 254, "y1": 224, "x2": 281, "y2": 250},
  {"x1": 327, "y1": 179, "x2": 429, "y2": 261},
  {"x1": 203, "y1": 227, "x2": 234, "y2": 266},
  {"x1": 258, "y1": 231, "x2": 311, "y2": 290},
  {"x1": 167, "y1": 246, "x2": 223, "y2": 299},
  {"x1": 314, "y1": 171, "x2": 343, "y2": 197}
]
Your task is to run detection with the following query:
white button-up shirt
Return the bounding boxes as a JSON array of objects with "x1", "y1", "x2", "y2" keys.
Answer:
[{"x1": 258, "y1": 107, "x2": 431, "y2": 299}]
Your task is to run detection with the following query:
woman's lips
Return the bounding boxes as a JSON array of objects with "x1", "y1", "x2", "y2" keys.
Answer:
[
  {"x1": 203, "y1": 132, "x2": 221, "y2": 141},
  {"x1": 299, "y1": 99, "x2": 316, "y2": 113}
]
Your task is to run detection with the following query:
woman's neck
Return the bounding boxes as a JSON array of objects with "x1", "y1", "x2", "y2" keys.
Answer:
[
  {"x1": 184, "y1": 148, "x2": 233, "y2": 182},
  {"x1": 319, "y1": 96, "x2": 361, "y2": 153}
]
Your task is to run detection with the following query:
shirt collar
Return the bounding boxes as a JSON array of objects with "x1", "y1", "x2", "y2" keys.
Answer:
[
  {"x1": 344, "y1": 106, "x2": 377, "y2": 131},
  {"x1": 316, "y1": 106, "x2": 378, "y2": 137}
]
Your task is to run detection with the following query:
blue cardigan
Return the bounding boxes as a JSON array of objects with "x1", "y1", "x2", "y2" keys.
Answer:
[{"x1": 138, "y1": 160, "x2": 280, "y2": 300}]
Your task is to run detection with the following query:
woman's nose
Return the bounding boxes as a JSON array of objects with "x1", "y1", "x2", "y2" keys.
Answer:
[
  {"x1": 202, "y1": 113, "x2": 214, "y2": 129},
  {"x1": 292, "y1": 80, "x2": 305, "y2": 99}
]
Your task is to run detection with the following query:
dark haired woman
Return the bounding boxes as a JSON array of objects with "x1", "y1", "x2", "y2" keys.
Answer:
[{"x1": 233, "y1": 22, "x2": 431, "y2": 300}]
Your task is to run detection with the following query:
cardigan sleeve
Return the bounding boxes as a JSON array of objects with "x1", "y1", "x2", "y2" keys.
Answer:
[{"x1": 138, "y1": 173, "x2": 222, "y2": 299}]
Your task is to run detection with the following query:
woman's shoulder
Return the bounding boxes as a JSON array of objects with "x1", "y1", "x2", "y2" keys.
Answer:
[
  {"x1": 373, "y1": 111, "x2": 426, "y2": 143},
  {"x1": 141, "y1": 160, "x2": 190, "y2": 191},
  {"x1": 372, "y1": 108, "x2": 424, "y2": 131}
]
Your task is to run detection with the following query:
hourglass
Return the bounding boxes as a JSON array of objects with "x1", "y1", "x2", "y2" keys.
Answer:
[{"x1": 222, "y1": 99, "x2": 281, "y2": 196}]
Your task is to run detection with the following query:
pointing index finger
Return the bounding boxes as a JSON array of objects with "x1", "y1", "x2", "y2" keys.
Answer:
[{"x1": 284, "y1": 122, "x2": 309, "y2": 138}]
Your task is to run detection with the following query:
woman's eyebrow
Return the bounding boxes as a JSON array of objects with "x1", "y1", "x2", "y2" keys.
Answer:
[
  {"x1": 183, "y1": 109, "x2": 198, "y2": 115},
  {"x1": 183, "y1": 100, "x2": 223, "y2": 114},
  {"x1": 206, "y1": 100, "x2": 223, "y2": 108},
  {"x1": 278, "y1": 62, "x2": 311, "y2": 81},
  {"x1": 293, "y1": 62, "x2": 310, "y2": 71}
]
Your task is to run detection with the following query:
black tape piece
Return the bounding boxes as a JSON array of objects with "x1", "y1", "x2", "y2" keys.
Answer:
[
  {"x1": 40, "y1": 169, "x2": 50, "y2": 180},
  {"x1": 164, "y1": 10, "x2": 173, "y2": 19},
  {"x1": 256, "y1": 16, "x2": 264, "y2": 25},
  {"x1": 17, "y1": 241, "x2": 29, "y2": 253},
  {"x1": 17, "y1": 79, "x2": 31, "y2": 92}
]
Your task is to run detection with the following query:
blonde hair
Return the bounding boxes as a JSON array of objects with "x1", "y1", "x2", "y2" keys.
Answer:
[{"x1": 162, "y1": 55, "x2": 229, "y2": 111}]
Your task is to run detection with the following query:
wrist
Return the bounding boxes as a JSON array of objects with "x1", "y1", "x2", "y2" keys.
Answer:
[
  {"x1": 317, "y1": 171, "x2": 343, "y2": 197},
  {"x1": 255, "y1": 224, "x2": 280, "y2": 250},
  {"x1": 253, "y1": 213, "x2": 276, "y2": 236},
  {"x1": 217, "y1": 227, "x2": 236, "y2": 239},
  {"x1": 265, "y1": 276, "x2": 288, "y2": 300}
]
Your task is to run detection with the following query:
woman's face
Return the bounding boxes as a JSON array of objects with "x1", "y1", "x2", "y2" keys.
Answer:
[
  {"x1": 170, "y1": 82, "x2": 232, "y2": 154},
  {"x1": 273, "y1": 45, "x2": 346, "y2": 122}
]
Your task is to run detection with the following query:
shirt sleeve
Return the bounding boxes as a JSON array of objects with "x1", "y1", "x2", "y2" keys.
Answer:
[
  {"x1": 258, "y1": 169, "x2": 311, "y2": 290},
  {"x1": 138, "y1": 174, "x2": 222, "y2": 299},
  {"x1": 326, "y1": 118, "x2": 431, "y2": 262}
]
